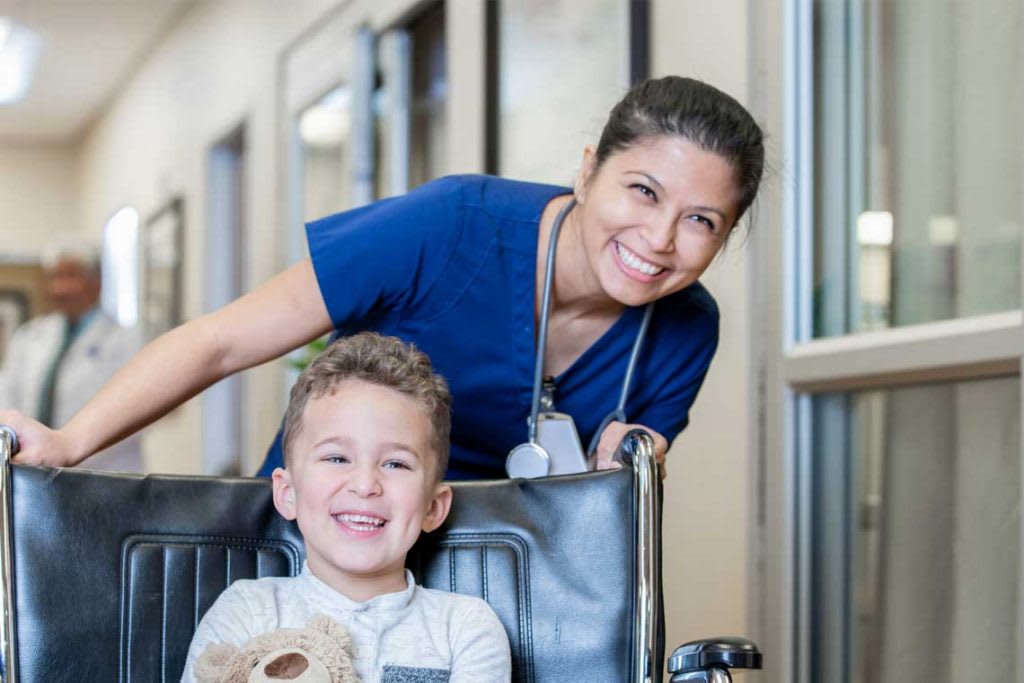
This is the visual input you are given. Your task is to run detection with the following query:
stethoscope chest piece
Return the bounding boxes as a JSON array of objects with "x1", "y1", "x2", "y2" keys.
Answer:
[{"x1": 505, "y1": 442, "x2": 551, "y2": 479}]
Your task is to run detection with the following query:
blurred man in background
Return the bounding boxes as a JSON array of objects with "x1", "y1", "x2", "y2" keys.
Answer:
[{"x1": 0, "y1": 245, "x2": 143, "y2": 471}]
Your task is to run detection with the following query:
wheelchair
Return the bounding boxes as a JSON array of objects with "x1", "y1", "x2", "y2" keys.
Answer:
[{"x1": 0, "y1": 426, "x2": 761, "y2": 682}]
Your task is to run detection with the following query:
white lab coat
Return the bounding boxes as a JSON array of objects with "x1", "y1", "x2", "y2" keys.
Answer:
[{"x1": 0, "y1": 309, "x2": 145, "y2": 472}]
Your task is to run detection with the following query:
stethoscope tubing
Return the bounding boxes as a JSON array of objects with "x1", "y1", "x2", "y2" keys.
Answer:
[
  {"x1": 528, "y1": 196, "x2": 655, "y2": 453},
  {"x1": 527, "y1": 198, "x2": 576, "y2": 445},
  {"x1": 585, "y1": 300, "x2": 653, "y2": 456}
]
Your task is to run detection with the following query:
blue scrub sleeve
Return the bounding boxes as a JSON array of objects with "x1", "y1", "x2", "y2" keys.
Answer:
[
  {"x1": 306, "y1": 176, "x2": 465, "y2": 330},
  {"x1": 256, "y1": 178, "x2": 465, "y2": 477}
]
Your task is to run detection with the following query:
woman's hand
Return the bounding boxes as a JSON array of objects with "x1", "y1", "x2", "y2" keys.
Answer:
[
  {"x1": 0, "y1": 410, "x2": 79, "y2": 468},
  {"x1": 592, "y1": 420, "x2": 669, "y2": 479}
]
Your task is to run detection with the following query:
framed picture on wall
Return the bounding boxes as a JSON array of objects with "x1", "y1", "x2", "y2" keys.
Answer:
[{"x1": 143, "y1": 197, "x2": 184, "y2": 340}]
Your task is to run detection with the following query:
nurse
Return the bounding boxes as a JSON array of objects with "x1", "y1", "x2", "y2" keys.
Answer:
[{"x1": 1, "y1": 75, "x2": 765, "y2": 480}]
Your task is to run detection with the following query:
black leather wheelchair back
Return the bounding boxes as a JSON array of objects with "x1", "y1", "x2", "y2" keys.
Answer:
[{"x1": 6, "y1": 465, "x2": 637, "y2": 682}]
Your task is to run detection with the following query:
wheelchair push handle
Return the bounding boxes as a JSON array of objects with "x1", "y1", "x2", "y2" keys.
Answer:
[
  {"x1": 0, "y1": 424, "x2": 19, "y2": 682},
  {"x1": 0, "y1": 426, "x2": 19, "y2": 462},
  {"x1": 619, "y1": 430, "x2": 764, "y2": 683},
  {"x1": 617, "y1": 428, "x2": 662, "y2": 683}
]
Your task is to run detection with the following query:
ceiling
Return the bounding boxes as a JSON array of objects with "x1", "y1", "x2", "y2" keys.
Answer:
[{"x1": 0, "y1": 0, "x2": 191, "y2": 145}]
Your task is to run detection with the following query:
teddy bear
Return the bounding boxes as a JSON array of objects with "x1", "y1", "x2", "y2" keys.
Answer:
[{"x1": 193, "y1": 614, "x2": 361, "y2": 683}]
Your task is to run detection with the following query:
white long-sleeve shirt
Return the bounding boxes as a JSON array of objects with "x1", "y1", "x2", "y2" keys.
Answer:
[{"x1": 182, "y1": 565, "x2": 511, "y2": 683}]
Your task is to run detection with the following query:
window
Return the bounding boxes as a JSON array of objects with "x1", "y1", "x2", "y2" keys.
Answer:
[
  {"x1": 492, "y1": 0, "x2": 645, "y2": 182},
  {"x1": 809, "y1": 378, "x2": 1019, "y2": 681},
  {"x1": 285, "y1": 1, "x2": 448, "y2": 263},
  {"x1": 758, "y1": 1, "x2": 1024, "y2": 681},
  {"x1": 408, "y1": 0, "x2": 447, "y2": 189},
  {"x1": 100, "y1": 206, "x2": 140, "y2": 327},
  {"x1": 298, "y1": 84, "x2": 353, "y2": 222},
  {"x1": 375, "y1": 1, "x2": 448, "y2": 198},
  {"x1": 812, "y1": 0, "x2": 1022, "y2": 336}
]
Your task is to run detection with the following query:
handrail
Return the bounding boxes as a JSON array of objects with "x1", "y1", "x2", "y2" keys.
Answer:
[
  {"x1": 0, "y1": 425, "x2": 18, "y2": 683},
  {"x1": 619, "y1": 429, "x2": 661, "y2": 683}
]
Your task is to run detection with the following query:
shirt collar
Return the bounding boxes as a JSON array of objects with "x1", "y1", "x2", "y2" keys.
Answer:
[
  {"x1": 299, "y1": 562, "x2": 416, "y2": 613},
  {"x1": 63, "y1": 306, "x2": 100, "y2": 337}
]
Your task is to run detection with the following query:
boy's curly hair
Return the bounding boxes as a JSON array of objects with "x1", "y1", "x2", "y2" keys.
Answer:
[{"x1": 282, "y1": 332, "x2": 451, "y2": 480}]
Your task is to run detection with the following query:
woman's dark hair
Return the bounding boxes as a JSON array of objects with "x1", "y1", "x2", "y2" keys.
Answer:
[{"x1": 595, "y1": 76, "x2": 765, "y2": 223}]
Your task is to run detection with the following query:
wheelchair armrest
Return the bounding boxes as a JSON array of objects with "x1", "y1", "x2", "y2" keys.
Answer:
[{"x1": 667, "y1": 637, "x2": 762, "y2": 682}]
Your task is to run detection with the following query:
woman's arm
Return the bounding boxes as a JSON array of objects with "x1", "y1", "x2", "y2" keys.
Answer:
[{"x1": 0, "y1": 259, "x2": 332, "y2": 467}]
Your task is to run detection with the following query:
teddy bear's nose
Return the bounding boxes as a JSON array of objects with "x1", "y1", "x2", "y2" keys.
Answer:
[{"x1": 263, "y1": 651, "x2": 309, "y2": 679}]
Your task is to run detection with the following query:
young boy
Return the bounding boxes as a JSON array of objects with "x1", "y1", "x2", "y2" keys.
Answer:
[{"x1": 182, "y1": 332, "x2": 511, "y2": 682}]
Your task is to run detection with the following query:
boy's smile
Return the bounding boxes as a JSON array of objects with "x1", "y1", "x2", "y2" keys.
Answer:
[
  {"x1": 333, "y1": 511, "x2": 387, "y2": 536},
  {"x1": 273, "y1": 379, "x2": 452, "y2": 601}
]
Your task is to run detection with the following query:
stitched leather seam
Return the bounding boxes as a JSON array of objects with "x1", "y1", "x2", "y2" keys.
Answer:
[
  {"x1": 448, "y1": 545, "x2": 457, "y2": 594},
  {"x1": 430, "y1": 533, "x2": 533, "y2": 683},
  {"x1": 481, "y1": 546, "x2": 489, "y2": 603},
  {"x1": 118, "y1": 534, "x2": 302, "y2": 683}
]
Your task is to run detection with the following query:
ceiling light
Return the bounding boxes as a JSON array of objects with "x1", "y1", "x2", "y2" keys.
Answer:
[{"x1": 0, "y1": 18, "x2": 42, "y2": 105}]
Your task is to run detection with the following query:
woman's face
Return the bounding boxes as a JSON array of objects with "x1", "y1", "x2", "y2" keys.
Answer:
[{"x1": 574, "y1": 135, "x2": 741, "y2": 307}]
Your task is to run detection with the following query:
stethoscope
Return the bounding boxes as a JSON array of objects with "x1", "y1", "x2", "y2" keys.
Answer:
[{"x1": 505, "y1": 197, "x2": 654, "y2": 478}]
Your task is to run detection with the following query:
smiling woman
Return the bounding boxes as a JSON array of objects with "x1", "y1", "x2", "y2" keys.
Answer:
[
  {"x1": 4, "y1": 75, "x2": 765, "y2": 486},
  {"x1": 566, "y1": 136, "x2": 739, "y2": 311}
]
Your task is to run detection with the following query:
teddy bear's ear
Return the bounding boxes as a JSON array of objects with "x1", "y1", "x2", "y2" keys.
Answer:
[{"x1": 195, "y1": 642, "x2": 247, "y2": 683}]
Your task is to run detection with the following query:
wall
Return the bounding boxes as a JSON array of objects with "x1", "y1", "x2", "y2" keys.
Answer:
[
  {"x1": 0, "y1": 144, "x2": 80, "y2": 254},
  {"x1": 652, "y1": 0, "x2": 755, "y2": 654},
  {"x1": 76, "y1": 0, "x2": 340, "y2": 473}
]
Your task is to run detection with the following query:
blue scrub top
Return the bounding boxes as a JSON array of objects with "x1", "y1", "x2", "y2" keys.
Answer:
[{"x1": 257, "y1": 175, "x2": 719, "y2": 480}]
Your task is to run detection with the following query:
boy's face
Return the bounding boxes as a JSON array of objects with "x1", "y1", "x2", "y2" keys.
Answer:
[{"x1": 272, "y1": 379, "x2": 451, "y2": 599}]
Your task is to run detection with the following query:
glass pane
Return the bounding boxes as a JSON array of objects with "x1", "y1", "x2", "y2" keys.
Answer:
[
  {"x1": 297, "y1": 84, "x2": 352, "y2": 223},
  {"x1": 100, "y1": 206, "x2": 140, "y2": 327},
  {"x1": 409, "y1": 0, "x2": 446, "y2": 189},
  {"x1": 812, "y1": 0, "x2": 1022, "y2": 337},
  {"x1": 373, "y1": 75, "x2": 392, "y2": 199},
  {"x1": 808, "y1": 376, "x2": 1020, "y2": 682},
  {"x1": 375, "y1": 2, "x2": 446, "y2": 199},
  {"x1": 498, "y1": 0, "x2": 627, "y2": 182}
]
